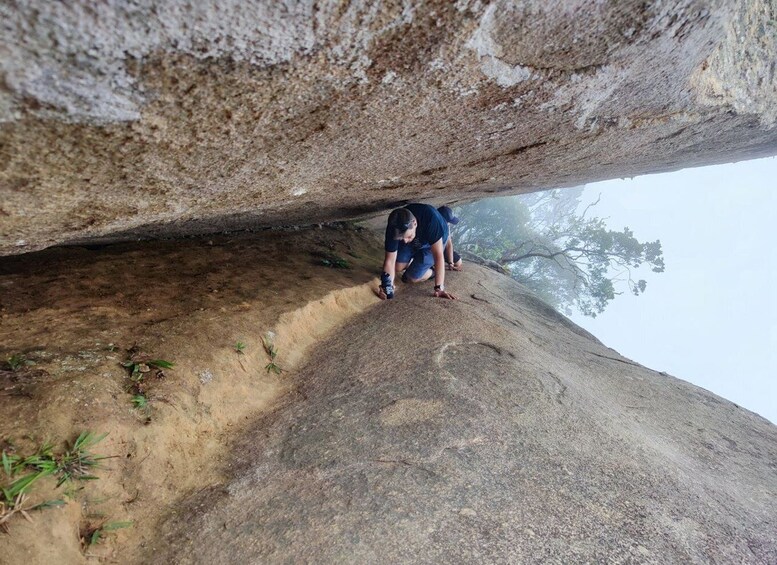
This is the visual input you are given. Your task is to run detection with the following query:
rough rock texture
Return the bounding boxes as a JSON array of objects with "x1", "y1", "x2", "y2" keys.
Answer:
[
  {"x1": 0, "y1": 225, "x2": 387, "y2": 563},
  {"x1": 147, "y1": 264, "x2": 777, "y2": 564},
  {"x1": 2, "y1": 0, "x2": 776, "y2": 255}
]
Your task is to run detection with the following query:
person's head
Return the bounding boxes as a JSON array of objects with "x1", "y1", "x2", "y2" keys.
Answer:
[
  {"x1": 387, "y1": 208, "x2": 417, "y2": 244},
  {"x1": 437, "y1": 205, "x2": 459, "y2": 225}
]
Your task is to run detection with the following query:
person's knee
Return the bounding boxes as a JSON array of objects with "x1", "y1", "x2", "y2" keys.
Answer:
[{"x1": 405, "y1": 268, "x2": 432, "y2": 283}]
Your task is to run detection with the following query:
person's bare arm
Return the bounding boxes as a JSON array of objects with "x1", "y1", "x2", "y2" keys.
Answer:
[
  {"x1": 378, "y1": 251, "x2": 398, "y2": 300},
  {"x1": 431, "y1": 239, "x2": 456, "y2": 299},
  {"x1": 382, "y1": 251, "x2": 397, "y2": 282},
  {"x1": 444, "y1": 237, "x2": 461, "y2": 270}
]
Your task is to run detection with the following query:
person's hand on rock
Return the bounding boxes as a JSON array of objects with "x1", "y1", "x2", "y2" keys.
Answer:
[{"x1": 433, "y1": 289, "x2": 457, "y2": 300}]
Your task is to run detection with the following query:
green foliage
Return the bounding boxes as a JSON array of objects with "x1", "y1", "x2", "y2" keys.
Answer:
[
  {"x1": 1, "y1": 433, "x2": 108, "y2": 509},
  {"x1": 56, "y1": 432, "x2": 109, "y2": 487},
  {"x1": 262, "y1": 337, "x2": 277, "y2": 360},
  {"x1": 2, "y1": 451, "x2": 14, "y2": 476},
  {"x1": 320, "y1": 256, "x2": 350, "y2": 269},
  {"x1": 83, "y1": 520, "x2": 133, "y2": 547},
  {"x1": 30, "y1": 499, "x2": 66, "y2": 510},
  {"x1": 121, "y1": 355, "x2": 170, "y2": 416},
  {"x1": 1, "y1": 442, "x2": 56, "y2": 503},
  {"x1": 234, "y1": 342, "x2": 246, "y2": 354},
  {"x1": 0, "y1": 434, "x2": 102, "y2": 531},
  {"x1": 262, "y1": 336, "x2": 283, "y2": 375},
  {"x1": 4, "y1": 354, "x2": 33, "y2": 372},
  {"x1": 131, "y1": 394, "x2": 149, "y2": 410},
  {"x1": 121, "y1": 358, "x2": 174, "y2": 381},
  {"x1": 453, "y1": 189, "x2": 665, "y2": 317}
]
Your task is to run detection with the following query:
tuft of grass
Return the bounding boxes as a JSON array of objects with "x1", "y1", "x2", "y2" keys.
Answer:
[
  {"x1": 0, "y1": 433, "x2": 109, "y2": 530},
  {"x1": 1, "y1": 442, "x2": 57, "y2": 502},
  {"x1": 234, "y1": 341, "x2": 248, "y2": 372},
  {"x1": 131, "y1": 394, "x2": 149, "y2": 410},
  {"x1": 82, "y1": 520, "x2": 133, "y2": 548},
  {"x1": 320, "y1": 256, "x2": 350, "y2": 269},
  {"x1": 5, "y1": 354, "x2": 33, "y2": 372},
  {"x1": 262, "y1": 336, "x2": 283, "y2": 374},
  {"x1": 56, "y1": 432, "x2": 110, "y2": 487}
]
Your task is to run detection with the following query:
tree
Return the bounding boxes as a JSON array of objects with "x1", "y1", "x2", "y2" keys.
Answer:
[{"x1": 452, "y1": 189, "x2": 665, "y2": 317}]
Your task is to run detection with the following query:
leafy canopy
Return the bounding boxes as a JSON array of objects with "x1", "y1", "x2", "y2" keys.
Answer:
[{"x1": 452, "y1": 188, "x2": 665, "y2": 317}]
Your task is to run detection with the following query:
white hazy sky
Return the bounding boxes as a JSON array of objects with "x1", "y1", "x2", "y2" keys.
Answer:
[{"x1": 570, "y1": 156, "x2": 776, "y2": 425}]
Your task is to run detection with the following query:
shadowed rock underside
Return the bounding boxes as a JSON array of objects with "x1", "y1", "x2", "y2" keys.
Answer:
[{"x1": 2, "y1": 0, "x2": 777, "y2": 255}]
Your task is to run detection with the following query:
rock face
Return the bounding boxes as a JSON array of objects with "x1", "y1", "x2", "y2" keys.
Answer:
[
  {"x1": 147, "y1": 264, "x2": 777, "y2": 563},
  {"x1": 2, "y1": 0, "x2": 776, "y2": 255}
]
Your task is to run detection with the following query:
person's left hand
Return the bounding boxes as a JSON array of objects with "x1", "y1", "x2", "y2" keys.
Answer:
[
  {"x1": 433, "y1": 289, "x2": 457, "y2": 300},
  {"x1": 446, "y1": 263, "x2": 462, "y2": 271}
]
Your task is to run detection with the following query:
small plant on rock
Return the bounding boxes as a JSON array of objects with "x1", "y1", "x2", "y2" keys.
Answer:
[
  {"x1": 121, "y1": 359, "x2": 174, "y2": 381},
  {"x1": 262, "y1": 336, "x2": 283, "y2": 375},
  {"x1": 4, "y1": 354, "x2": 33, "y2": 372},
  {"x1": 234, "y1": 341, "x2": 248, "y2": 372},
  {"x1": 121, "y1": 352, "x2": 173, "y2": 418},
  {"x1": 0, "y1": 433, "x2": 109, "y2": 530},
  {"x1": 55, "y1": 432, "x2": 109, "y2": 487},
  {"x1": 131, "y1": 394, "x2": 149, "y2": 411},
  {"x1": 320, "y1": 256, "x2": 350, "y2": 269},
  {"x1": 81, "y1": 520, "x2": 133, "y2": 548}
]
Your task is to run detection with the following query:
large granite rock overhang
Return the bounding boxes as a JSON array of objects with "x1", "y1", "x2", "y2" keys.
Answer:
[{"x1": 2, "y1": 0, "x2": 776, "y2": 255}]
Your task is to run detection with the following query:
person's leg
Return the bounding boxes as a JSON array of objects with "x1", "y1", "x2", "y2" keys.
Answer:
[
  {"x1": 453, "y1": 250, "x2": 462, "y2": 269},
  {"x1": 403, "y1": 247, "x2": 435, "y2": 282}
]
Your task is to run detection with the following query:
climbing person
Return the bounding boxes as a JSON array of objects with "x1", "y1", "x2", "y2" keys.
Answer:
[
  {"x1": 437, "y1": 205, "x2": 464, "y2": 271},
  {"x1": 378, "y1": 203, "x2": 458, "y2": 300}
]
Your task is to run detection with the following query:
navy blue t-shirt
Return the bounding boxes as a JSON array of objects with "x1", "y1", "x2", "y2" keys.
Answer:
[{"x1": 385, "y1": 203, "x2": 449, "y2": 253}]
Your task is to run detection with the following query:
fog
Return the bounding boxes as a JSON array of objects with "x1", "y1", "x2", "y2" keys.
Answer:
[{"x1": 451, "y1": 156, "x2": 776, "y2": 424}]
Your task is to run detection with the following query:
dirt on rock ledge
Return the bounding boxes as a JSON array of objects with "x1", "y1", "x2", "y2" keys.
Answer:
[
  {"x1": 0, "y1": 224, "x2": 384, "y2": 562},
  {"x1": 2, "y1": 224, "x2": 776, "y2": 563}
]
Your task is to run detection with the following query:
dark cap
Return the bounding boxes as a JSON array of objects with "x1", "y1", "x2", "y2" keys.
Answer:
[{"x1": 438, "y1": 206, "x2": 459, "y2": 225}]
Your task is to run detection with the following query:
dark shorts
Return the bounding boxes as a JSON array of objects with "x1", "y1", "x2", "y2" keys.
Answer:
[
  {"x1": 397, "y1": 239, "x2": 460, "y2": 281},
  {"x1": 397, "y1": 243, "x2": 434, "y2": 281}
]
